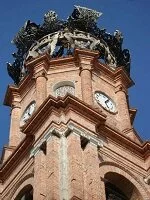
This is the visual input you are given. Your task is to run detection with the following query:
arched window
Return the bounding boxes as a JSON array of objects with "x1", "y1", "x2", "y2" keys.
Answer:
[
  {"x1": 14, "y1": 184, "x2": 33, "y2": 200},
  {"x1": 53, "y1": 81, "x2": 75, "y2": 97}
]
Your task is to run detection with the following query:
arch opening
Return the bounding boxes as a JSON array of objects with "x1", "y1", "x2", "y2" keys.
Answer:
[
  {"x1": 105, "y1": 172, "x2": 142, "y2": 200},
  {"x1": 14, "y1": 184, "x2": 33, "y2": 200}
]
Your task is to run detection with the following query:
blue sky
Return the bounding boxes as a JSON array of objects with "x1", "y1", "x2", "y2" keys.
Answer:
[{"x1": 0, "y1": 0, "x2": 150, "y2": 153}]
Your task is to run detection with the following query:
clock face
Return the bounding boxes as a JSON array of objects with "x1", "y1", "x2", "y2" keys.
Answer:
[
  {"x1": 21, "y1": 101, "x2": 36, "y2": 126},
  {"x1": 95, "y1": 92, "x2": 116, "y2": 113}
]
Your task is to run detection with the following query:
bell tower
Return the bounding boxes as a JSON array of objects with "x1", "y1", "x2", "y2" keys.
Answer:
[{"x1": 0, "y1": 6, "x2": 150, "y2": 200}]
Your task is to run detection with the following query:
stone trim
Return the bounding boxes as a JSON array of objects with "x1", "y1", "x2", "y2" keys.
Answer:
[
  {"x1": 30, "y1": 128, "x2": 55, "y2": 157},
  {"x1": 30, "y1": 127, "x2": 71, "y2": 157},
  {"x1": 68, "y1": 122, "x2": 104, "y2": 147},
  {"x1": 59, "y1": 134, "x2": 69, "y2": 200},
  {"x1": 30, "y1": 122, "x2": 104, "y2": 158}
]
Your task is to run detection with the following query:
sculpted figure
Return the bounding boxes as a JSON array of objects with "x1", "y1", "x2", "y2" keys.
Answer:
[
  {"x1": 68, "y1": 6, "x2": 102, "y2": 33},
  {"x1": 10, "y1": 20, "x2": 40, "y2": 81},
  {"x1": 7, "y1": 62, "x2": 21, "y2": 85},
  {"x1": 114, "y1": 30, "x2": 123, "y2": 45},
  {"x1": 13, "y1": 20, "x2": 40, "y2": 51},
  {"x1": 42, "y1": 11, "x2": 65, "y2": 34},
  {"x1": 105, "y1": 47, "x2": 117, "y2": 67},
  {"x1": 42, "y1": 11, "x2": 58, "y2": 34},
  {"x1": 49, "y1": 32, "x2": 59, "y2": 55},
  {"x1": 120, "y1": 49, "x2": 131, "y2": 75},
  {"x1": 74, "y1": 40, "x2": 90, "y2": 49}
]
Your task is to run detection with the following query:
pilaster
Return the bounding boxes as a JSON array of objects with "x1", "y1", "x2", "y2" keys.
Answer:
[
  {"x1": 115, "y1": 85, "x2": 131, "y2": 132},
  {"x1": 46, "y1": 135, "x2": 60, "y2": 200},
  {"x1": 67, "y1": 133, "x2": 84, "y2": 200},
  {"x1": 115, "y1": 67, "x2": 134, "y2": 133},
  {"x1": 33, "y1": 149, "x2": 46, "y2": 200},
  {"x1": 10, "y1": 101, "x2": 21, "y2": 145},
  {"x1": 4, "y1": 86, "x2": 21, "y2": 147},
  {"x1": 26, "y1": 54, "x2": 50, "y2": 108},
  {"x1": 33, "y1": 65, "x2": 47, "y2": 108},
  {"x1": 75, "y1": 49, "x2": 99, "y2": 105},
  {"x1": 82, "y1": 142, "x2": 102, "y2": 200},
  {"x1": 34, "y1": 71, "x2": 47, "y2": 108}
]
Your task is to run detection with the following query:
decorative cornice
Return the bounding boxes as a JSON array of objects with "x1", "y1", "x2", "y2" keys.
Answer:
[
  {"x1": 30, "y1": 122, "x2": 104, "y2": 158},
  {"x1": 18, "y1": 93, "x2": 150, "y2": 159},
  {"x1": 0, "y1": 146, "x2": 16, "y2": 163},
  {"x1": 3, "y1": 85, "x2": 21, "y2": 107},
  {"x1": 30, "y1": 127, "x2": 71, "y2": 157},
  {"x1": 30, "y1": 127, "x2": 61, "y2": 157},
  {"x1": 74, "y1": 48, "x2": 99, "y2": 65},
  {"x1": 3, "y1": 73, "x2": 34, "y2": 107},
  {"x1": 129, "y1": 108, "x2": 137, "y2": 125},
  {"x1": 68, "y1": 122, "x2": 104, "y2": 147},
  {"x1": 0, "y1": 135, "x2": 34, "y2": 182},
  {"x1": 21, "y1": 94, "x2": 106, "y2": 134},
  {"x1": 96, "y1": 61, "x2": 115, "y2": 75},
  {"x1": 25, "y1": 53, "x2": 50, "y2": 71},
  {"x1": 49, "y1": 55, "x2": 75, "y2": 65},
  {"x1": 4, "y1": 50, "x2": 134, "y2": 108},
  {"x1": 94, "y1": 62, "x2": 134, "y2": 91},
  {"x1": 97, "y1": 124, "x2": 150, "y2": 159},
  {"x1": 114, "y1": 67, "x2": 134, "y2": 90}
]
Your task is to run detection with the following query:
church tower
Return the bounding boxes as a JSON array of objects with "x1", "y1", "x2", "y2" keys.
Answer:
[{"x1": 0, "y1": 6, "x2": 150, "y2": 200}]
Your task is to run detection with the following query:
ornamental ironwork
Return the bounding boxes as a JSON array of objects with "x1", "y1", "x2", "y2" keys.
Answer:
[{"x1": 7, "y1": 6, "x2": 131, "y2": 84}]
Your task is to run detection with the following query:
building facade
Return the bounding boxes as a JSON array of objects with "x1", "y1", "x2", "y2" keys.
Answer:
[{"x1": 0, "y1": 6, "x2": 150, "y2": 200}]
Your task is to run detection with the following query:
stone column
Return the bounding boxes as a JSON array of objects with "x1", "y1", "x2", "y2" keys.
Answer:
[
  {"x1": 9, "y1": 100, "x2": 21, "y2": 147},
  {"x1": 46, "y1": 136, "x2": 60, "y2": 200},
  {"x1": 67, "y1": 133, "x2": 84, "y2": 200},
  {"x1": 83, "y1": 142, "x2": 102, "y2": 200},
  {"x1": 115, "y1": 85, "x2": 131, "y2": 132},
  {"x1": 77, "y1": 50, "x2": 98, "y2": 106},
  {"x1": 33, "y1": 149, "x2": 46, "y2": 200}
]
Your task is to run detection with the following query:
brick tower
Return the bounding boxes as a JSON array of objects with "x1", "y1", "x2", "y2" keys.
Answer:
[{"x1": 0, "y1": 6, "x2": 150, "y2": 200}]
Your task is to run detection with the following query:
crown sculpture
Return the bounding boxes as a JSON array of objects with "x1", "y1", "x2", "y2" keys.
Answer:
[{"x1": 7, "y1": 5, "x2": 130, "y2": 85}]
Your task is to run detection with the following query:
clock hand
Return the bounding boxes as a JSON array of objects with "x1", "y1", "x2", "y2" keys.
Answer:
[
  {"x1": 28, "y1": 107, "x2": 32, "y2": 116},
  {"x1": 28, "y1": 112, "x2": 31, "y2": 116},
  {"x1": 105, "y1": 99, "x2": 109, "y2": 108}
]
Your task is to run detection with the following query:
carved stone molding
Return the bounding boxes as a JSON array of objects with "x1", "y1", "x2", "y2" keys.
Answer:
[
  {"x1": 68, "y1": 122, "x2": 104, "y2": 148},
  {"x1": 143, "y1": 175, "x2": 150, "y2": 185},
  {"x1": 30, "y1": 122, "x2": 104, "y2": 157}
]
